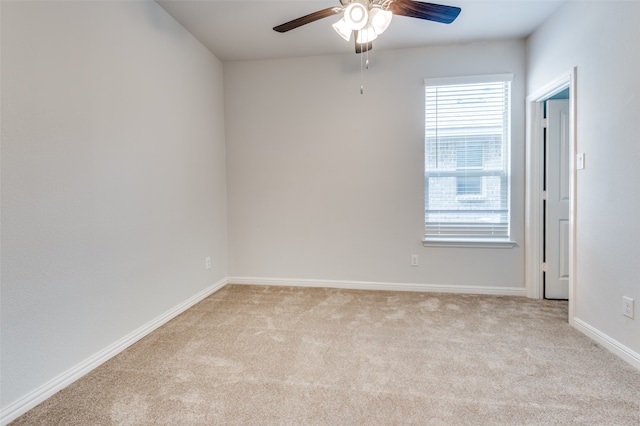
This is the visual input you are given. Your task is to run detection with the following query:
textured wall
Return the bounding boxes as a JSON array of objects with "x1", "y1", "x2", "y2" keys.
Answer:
[
  {"x1": 225, "y1": 40, "x2": 526, "y2": 291},
  {"x1": 1, "y1": 0, "x2": 227, "y2": 410},
  {"x1": 527, "y1": 1, "x2": 640, "y2": 357}
]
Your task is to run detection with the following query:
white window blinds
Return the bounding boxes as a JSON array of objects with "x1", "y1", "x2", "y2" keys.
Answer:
[{"x1": 424, "y1": 75, "x2": 512, "y2": 241}]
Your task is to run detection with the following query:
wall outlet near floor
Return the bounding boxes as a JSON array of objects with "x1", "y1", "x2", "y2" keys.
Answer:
[
  {"x1": 410, "y1": 254, "x2": 419, "y2": 267},
  {"x1": 623, "y1": 296, "x2": 634, "y2": 319},
  {"x1": 205, "y1": 256, "x2": 211, "y2": 270}
]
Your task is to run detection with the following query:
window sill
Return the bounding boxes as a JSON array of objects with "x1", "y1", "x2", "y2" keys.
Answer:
[{"x1": 422, "y1": 239, "x2": 518, "y2": 249}]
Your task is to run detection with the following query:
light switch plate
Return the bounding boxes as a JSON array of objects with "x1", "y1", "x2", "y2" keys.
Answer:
[{"x1": 576, "y1": 152, "x2": 585, "y2": 170}]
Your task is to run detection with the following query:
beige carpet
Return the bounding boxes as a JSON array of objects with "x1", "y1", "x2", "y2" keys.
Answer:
[{"x1": 12, "y1": 284, "x2": 640, "y2": 425}]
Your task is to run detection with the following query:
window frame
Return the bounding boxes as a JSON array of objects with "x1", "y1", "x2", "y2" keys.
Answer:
[{"x1": 423, "y1": 74, "x2": 517, "y2": 249}]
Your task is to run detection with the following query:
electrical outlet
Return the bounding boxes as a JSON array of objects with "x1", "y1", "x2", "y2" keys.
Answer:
[
  {"x1": 205, "y1": 256, "x2": 211, "y2": 270},
  {"x1": 623, "y1": 296, "x2": 634, "y2": 319},
  {"x1": 410, "y1": 255, "x2": 419, "y2": 267}
]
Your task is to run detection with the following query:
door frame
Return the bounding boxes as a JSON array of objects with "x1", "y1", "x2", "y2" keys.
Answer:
[{"x1": 525, "y1": 67, "x2": 577, "y2": 321}]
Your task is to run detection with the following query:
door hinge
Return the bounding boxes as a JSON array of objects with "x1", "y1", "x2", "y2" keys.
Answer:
[
  {"x1": 542, "y1": 191, "x2": 547, "y2": 200},
  {"x1": 541, "y1": 262, "x2": 548, "y2": 272},
  {"x1": 542, "y1": 118, "x2": 548, "y2": 128}
]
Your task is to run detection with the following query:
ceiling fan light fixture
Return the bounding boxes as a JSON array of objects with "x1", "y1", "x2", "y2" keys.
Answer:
[
  {"x1": 369, "y1": 8, "x2": 392, "y2": 34},
  {"x1": 343, "y1": 2, "x2": 369, "y2": 30},
  {"x1": 332, "y1": 18, "x2": 352, "y2": 41}
]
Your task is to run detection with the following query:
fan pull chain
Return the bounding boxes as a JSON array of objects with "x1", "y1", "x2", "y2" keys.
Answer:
[
  {"x1": 366, "y1": 46, "x2": 370, "y2": 70},
  {"x1": 360, "y1": 46, "x2": 370, "y2": 95},
  {"x1": 360, "y1": 46, "x2": 364, "y2": 95}
]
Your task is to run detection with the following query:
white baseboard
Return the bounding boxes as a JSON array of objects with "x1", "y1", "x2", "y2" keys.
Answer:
[
  {"x1": 228, "y1": 276, "x2": 526, "y2": 297},
  {"x1": 573, "y1": 317, "x2": 640, "y2": 371},
  {"x1": 0, "y1": 278, "x2": 228, "y2": 426}
]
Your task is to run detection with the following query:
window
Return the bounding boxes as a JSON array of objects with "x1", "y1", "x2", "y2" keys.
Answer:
[{"x1": 424, "y1": 74, "x2": 514, "y2": 247}]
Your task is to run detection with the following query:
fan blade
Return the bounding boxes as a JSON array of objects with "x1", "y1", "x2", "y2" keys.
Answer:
[
  {"x1": 356, "y1": 41, "x2": 373, "y2": 54},
  {"x1": 273, "y1": 7, "x2": 343, "y2": 33},
  {"x1": 389, "y1": 0, "x2": 461, "y2": 24}
]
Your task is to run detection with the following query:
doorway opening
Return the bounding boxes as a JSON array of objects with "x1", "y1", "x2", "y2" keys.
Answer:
[{"x1": 525, "y1": 68, "x2": 577, "y2": 321}]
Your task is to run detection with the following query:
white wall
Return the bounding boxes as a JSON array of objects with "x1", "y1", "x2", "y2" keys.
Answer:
[
  {"x1": 225, "y1": 40, "x2": 526, "y2": 293},
  {"x1": 527, "y1": 1, "x2": 640, "y2": 358},
  {"x1": 0, "y1": 0, "x2": 227, "y2": 413}
]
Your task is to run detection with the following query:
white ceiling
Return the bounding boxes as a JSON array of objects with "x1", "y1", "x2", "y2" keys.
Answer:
[{"x1": 156, "y1": 0, "x2": 565, "y2": 62}]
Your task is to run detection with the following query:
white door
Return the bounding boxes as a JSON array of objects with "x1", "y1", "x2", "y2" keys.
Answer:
[{"x1": 545, "y1": 99, "x2": 570, "y2": 299}]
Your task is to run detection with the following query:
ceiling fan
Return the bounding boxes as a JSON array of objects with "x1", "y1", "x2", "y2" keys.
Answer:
[{"x1": 273, "y1": 0, "x2": 462, "y2": 54}]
